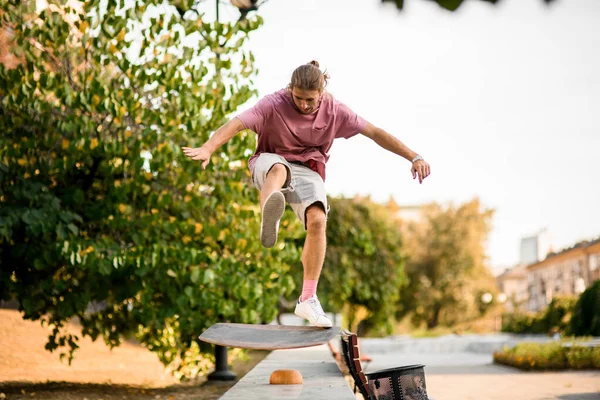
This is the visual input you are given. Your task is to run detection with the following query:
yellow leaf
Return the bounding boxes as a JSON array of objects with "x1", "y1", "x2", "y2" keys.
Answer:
[
  {"x1": 114, "y1": 180, "x2": 121, "y2": 187},
  {"x1": 116, "y1": 29, "x2": 126, "y2": 42},
  {"x1": 118, "y1": 204, "x2": 127, "y2": 214},
  {"x1": 81, "y1": 246, "x2": 94, "y2": 255},
  {"x1": 17, "y1": 158, "x2": 27, "y2": 166},
  {"x1": 184, "y1": 195, "x2": 192, "y2": 203},
  {"x1": 79, "y1": 21, "x2": 89, "y2": 34},
  {"x1": 182, "y1": 236, "x2": 192, "y2": 244},
  {"x1": 194, "y1": 223, "x2": 203, "y2": 234},
  {"x1": 169, "y1": 216, "x2": 176, "y2": 223},
  {"x1": 135, "y1": 115, "x2": 142, "y2": 125},
  {"x1": 109, "y1": 44, "x2": 118, "y2": 54},
  {"x1": 90, "y1": 138, "x2": 99, "y2": 150},
  {"x1": 151, "y1": 208, "x2": 158, "y2": 215},
  {"x1": 61, "y1": 139, "x2": 70, "y2": 150},
  {"x1": 92, "y1": 94, "x2": 101, "y2": 107}
]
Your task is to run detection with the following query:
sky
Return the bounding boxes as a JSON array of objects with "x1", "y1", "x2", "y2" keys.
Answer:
[{"x1": 205, "y1": 0, "x2": 600, "y2": 273}]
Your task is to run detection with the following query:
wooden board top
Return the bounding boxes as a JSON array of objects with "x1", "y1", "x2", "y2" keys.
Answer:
[{"x1": 198, "y1": 323, "x2": 341, "y2": 350}]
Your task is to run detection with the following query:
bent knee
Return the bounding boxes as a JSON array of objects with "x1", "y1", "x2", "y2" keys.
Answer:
[
  {"x1": 267, "y1": 163, "x2": 288, "y2": 179},
  {"x1": 305, "y1": 205, "x2": 327, "y2": 232}
]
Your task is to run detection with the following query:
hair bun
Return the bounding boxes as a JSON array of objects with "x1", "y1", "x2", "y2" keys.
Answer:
[{"x1": 308, "y1": 60, "x2": 320, "y2": 68}]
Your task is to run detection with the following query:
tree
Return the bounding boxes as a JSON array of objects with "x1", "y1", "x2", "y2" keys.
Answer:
[
  {"x1": 397, "y1": 198, "x2": 496, "y2": 329},
  {"x1": 286, "y1": 196, "x2": 406, "y2": 336},
  {"x1": 381, "y1": 0, "x2": 558, "y2": 12},
  {"x1": 0, "y1": 0, "x2": 301, "y2": 378},
  {"x1": 569, "y1": 280, "x2": 600, "y2": 337}
]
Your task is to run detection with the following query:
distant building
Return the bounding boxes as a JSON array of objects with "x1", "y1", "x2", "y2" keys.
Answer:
[
  {"x1": 496, "y1": 264, "x2": 528, "y2": 312},
  {"x1": 520, "y1": 228, "x2": 554, "y2": 265},
  {"x1": 527, "y1": 238, "x2": 600, "y2": 312},
  {"x1": 497, "y1": 230, "x2": 555, "y2": 312}
]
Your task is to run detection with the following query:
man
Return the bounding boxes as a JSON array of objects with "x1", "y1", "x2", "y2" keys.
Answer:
[{"x1": 183, "y1": 61, "x2": 430, "y2": 328}]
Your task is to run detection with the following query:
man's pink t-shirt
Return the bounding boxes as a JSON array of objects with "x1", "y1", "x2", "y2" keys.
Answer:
[{"x1": 236, "y1": 89, "x2": 367, "y2": 181}]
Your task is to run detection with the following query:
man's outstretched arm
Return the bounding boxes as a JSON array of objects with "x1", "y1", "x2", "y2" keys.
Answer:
[
  {"x1": 360, "y1": 122, "x2": 431, "y2": 184},
  {"x1": 182, "y1": 117, "x2": 246, "y2": 169}
]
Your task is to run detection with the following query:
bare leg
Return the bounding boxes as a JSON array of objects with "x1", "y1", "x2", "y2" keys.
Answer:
[
  {"x1": 302, "y1": 205, "x2": 327, "y2": 281},
  {"x1": 260, "y1": 164, "x2": 287, "y2": 210},
  {"x1": 294, "y1": 204, "x2": 332, "y2": 327}
]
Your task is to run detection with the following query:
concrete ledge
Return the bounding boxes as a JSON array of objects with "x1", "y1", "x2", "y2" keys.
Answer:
[{"x1": 220, "y1": 344, "x2": 355, "y2": 400}]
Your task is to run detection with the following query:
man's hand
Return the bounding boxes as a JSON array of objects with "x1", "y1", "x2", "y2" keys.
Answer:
[
  {"x1": 182, "y1": 145, "x2": 212, "y2": 170},
  {"x1": 411, "y1": 159, "x2": 431, "y2": 184}
]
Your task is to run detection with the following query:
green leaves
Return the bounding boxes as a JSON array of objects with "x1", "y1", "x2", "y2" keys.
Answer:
[{"x1": 0, "y1": 0, "x2": 289, "y2": 379}]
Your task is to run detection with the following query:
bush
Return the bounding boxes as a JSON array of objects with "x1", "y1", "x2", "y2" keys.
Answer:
[
  {"x1": 570, "y1": 280, "x2": 600, "y2": 336},
  {"x1": 501, "y1": 296, "x2": 577, "y2": 335},
  {"x1": 493, "y1": 341, "x2": 600, "y2": 371},
  {"x1": 543, "y1": 297, "x2": 578, "y2": 334},
  {"x1": 501, "y1": 313, "x2": 546, "y2": 334}
]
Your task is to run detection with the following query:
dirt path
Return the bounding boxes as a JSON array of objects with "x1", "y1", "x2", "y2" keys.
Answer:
[{"x1": 0, "y1": 309, "x2": 267, "y2": 400}]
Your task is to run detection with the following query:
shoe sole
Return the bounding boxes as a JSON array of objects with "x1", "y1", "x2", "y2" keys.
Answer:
[{"x1": 261, "y1": 191, "x2": 285, "y2": 248}]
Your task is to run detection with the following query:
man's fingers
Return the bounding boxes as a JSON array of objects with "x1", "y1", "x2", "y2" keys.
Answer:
[
  {"x1": 411, "y1": 162, "x2": 431, "y2": 184},
  {"x1": 202, "y1": 159, "x2": 209, "y2": 170}
]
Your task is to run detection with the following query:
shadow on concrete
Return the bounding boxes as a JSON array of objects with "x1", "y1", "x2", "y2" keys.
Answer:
[{"x1": 557, "y1": 394, "x2": 600, "y2": 400}]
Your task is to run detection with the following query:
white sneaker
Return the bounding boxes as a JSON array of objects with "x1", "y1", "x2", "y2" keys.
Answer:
[
  {"x1": 294, "y1": 295, "x2": 333, "y2": 328},
  {"x1": 260, "y1": 191, "x2": 285, "y2": 248}
]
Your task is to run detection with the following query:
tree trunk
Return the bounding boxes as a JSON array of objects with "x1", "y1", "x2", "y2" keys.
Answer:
[{"x1": 427, "y1": 303, "x2": 442, "y2": 329}]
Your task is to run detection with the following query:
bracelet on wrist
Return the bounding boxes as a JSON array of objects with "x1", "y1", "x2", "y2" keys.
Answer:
[{"x1": 411, "y1": 155, "x2": 423, "y2": 163}]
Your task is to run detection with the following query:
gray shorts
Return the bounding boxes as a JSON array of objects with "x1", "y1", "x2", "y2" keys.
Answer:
[{"x1": 251, "y1": 153, "x2": 328, "y2": 229}]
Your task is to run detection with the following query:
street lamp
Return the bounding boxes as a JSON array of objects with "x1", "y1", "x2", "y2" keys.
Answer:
[{"x1": 481, "y1": 292, "x2": 493, "y2": 304}]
